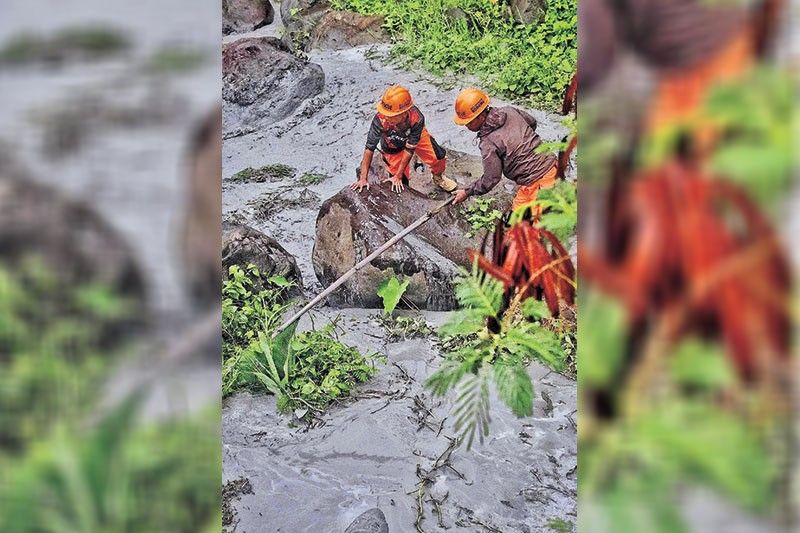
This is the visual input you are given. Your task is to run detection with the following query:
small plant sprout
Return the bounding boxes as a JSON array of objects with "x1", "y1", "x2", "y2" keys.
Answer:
[{"x1": 376, "y1": 275, "x2": 410, "y2": 315}]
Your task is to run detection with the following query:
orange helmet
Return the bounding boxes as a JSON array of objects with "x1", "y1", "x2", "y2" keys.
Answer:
[
  {"x1": 376, "y1": 85, "x2": 414, "y2": 117},
  {"x1": 454, "y1": 87, "x2": 490, "y2": 125}
]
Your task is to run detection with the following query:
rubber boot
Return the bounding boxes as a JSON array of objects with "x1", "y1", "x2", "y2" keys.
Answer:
[{"x1": 432, "y1": 173, "x2": 457, "y2": 192}]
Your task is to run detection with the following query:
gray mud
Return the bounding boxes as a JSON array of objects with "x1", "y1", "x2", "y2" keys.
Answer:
[
  {"x1": 223, "y1": 309, "x2": 577, "y2": 532},
  {"x1": 221, "y1": 16, "x2": 577, "y2": 533},
  {"x1": 222, "y1": 44, "x2": 570, "y2": 290}
]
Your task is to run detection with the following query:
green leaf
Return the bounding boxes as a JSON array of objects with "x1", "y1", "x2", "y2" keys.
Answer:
[
  {"x1": 493, "y1": 361, "x2": 533, "y2": 417},
  {"x1": 376, "y1": 276, "x2": 410, "y2": 315}
]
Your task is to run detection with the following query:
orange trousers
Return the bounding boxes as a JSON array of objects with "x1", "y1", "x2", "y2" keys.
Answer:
[
  {"x1": 511, "y1": 164, "x2": 558, "y2": 214},
  {"x1": 646, "y1": 27, "x2": 754, "y2": 151},
  {"x1": 382, "y1": 128, "x2": 447, "y2": 178}
]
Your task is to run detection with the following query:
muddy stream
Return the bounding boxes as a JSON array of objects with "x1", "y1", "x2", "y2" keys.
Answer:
[{"x1": 222, "y1": 23, "x2": 578, "y2": 531}]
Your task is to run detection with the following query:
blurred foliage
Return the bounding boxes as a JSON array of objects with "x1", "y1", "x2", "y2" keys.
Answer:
[
  {"x1": 331, "y1": 0, "x2": 576, "y2": 108},
  {"x1": 0, "y1": 26, "x2": 130, "y2": 66},
  {"x1": 426, "y1": 266, "x2": 566, "y2": 448},
  {"x1": 0, "y1": 259, "x2": 132, "y2": 454},
  {"x1": 642, "y1": 67, "x2": 794, "y2": 210},
  {"x1": 0, "y1": 259, "x2": 218, "y2": 531},
  {"x1": 145, "y1": 45, "x2": 207, "y2": 74},
  {"x1": 578, "y1": 289, "x2": 781, "y2": 531},
  {"x1": 1, "y1": 394, "x2": 220, "y2": 532}
]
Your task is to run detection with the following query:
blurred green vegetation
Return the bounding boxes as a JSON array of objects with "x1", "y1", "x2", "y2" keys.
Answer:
[
  {"x1": 0, "y1": 259, "x2": 219, "y2": 531},
  {"x1": 0, "y1": 26, "x2": 130, "y2": 66},
  {"x1": 578, "y1": 289, "x2": 781, "y2": 532}
]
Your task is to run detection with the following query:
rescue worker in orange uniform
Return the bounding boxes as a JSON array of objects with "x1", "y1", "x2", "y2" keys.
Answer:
[
  {"x1": 451, "y1": 88, "x2": 558, "y2": 215},
  {"x1": 352, "y1": 85, "x2": 456, "y2": 194}
]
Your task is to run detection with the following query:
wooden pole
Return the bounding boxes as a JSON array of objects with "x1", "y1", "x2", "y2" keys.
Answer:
[{"x1": 272, "y1": 196, "x2": 455, "y2": 338}]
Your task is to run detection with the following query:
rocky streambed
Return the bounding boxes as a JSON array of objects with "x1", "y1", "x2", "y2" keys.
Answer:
[{"x1": 221, "y1": 3, "x2": 577, "y2": 532}]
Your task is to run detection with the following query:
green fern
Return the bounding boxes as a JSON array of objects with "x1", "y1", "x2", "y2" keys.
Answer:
[
  {"x1": 452, "y1": 370, "x2": 491, "y2": 450},
  {"x1": 426, "y1": 266, "x2": 566, "y2": 448}
]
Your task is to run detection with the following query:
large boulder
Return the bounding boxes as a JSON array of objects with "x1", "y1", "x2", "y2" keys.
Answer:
[
  {"x1": 222, "y1": 221, "x2": 303, "y2": 291},
  {"x1": 222, "y1": 37, "x2": 324, "y2": 136},
  {"x1": 345, "y1": 508, "x2": 389, "y2": 533},
  {"x1": 223, "y1": 0, "x2": 275, "y2": 35},
  {"x1": 312, "y1": 150, "x2": 512, "y2": 310},
  {"x1": 0, "y1": 151, "x2": 147, "y2": 335},
  {"x1": 181, "y1": 106, "x2": 223, "y2": 309},
  {"x1": 309, "y1": 11, "x2": 388, "y2": 50}
]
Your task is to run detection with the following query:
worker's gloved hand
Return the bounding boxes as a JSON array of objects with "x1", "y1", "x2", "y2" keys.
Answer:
[
  {"x1": 351, "y1": 178, "x2": 370, "y2": 192},
  {"x1": 390, "y1": 174, "x2": 405, "y2": 193},
  {"x1": 453, "y1": 189, "x2": 469, "y2": 204}
]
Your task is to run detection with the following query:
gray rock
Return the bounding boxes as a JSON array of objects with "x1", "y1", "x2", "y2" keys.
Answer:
[
  {"x1": 222, "y1": 37, "x2": 324, "y2": 136},
  {"x1": 222, "y1": 221, "x2": 303, "y2": 291},
  {"x1": 509, "y1": 0, "x2": 548, "y2": 25},
  {"x1": 0, "y1": 151, "x2": 147, "y2": 334},
  {"x1": 309, "y1": 11, "x2": 388, "y2": 51},
  {"x1": 344, "y1": 508, "x2": 389, "y2": 533},
  {"x1": 223, "y1": 0, "x2": 275, "y2": 34},
  {"x1": 311, "y1": 149, "x2": 511, "y2": 310},
  {"x1": 280, "y1": 0, "x2": 331, "y2": 51}
]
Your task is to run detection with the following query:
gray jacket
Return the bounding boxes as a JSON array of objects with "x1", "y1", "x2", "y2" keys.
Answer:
[{"x1": 466, "y1": 107, "x2": 557, "y2": 197}]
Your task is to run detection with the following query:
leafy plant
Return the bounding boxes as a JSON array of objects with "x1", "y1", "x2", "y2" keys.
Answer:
[
  {"x1": 222, "y1": 264, "x2": 294, "y2": 395},
  {"x1": 228, "y1": 164, "x2": 296, "y2": 183},
  {"x1": 376, "y1": 275, "x2": 410, "y2": 315},
  {"x1": 331, "y1": 0, "x2": 576, "y2": 108},
  {"x1": 283, "y1": 323, "x2": 384, "y2": 412},
  {"x1": 298, "y1": 172, "x2": 330, "y2": 186},
  {"x1": 426, "y1": 267, "x2": 565, "y2": 448},
  {"x1": 378, "y1": 314, "x2": 434, "y2": 341},
  {"x1": 461, "y1": 197, "x2": 503, "y2": 238},
  {"x1": 546, "y1": 517, "x2": 574, "y2": 533}
]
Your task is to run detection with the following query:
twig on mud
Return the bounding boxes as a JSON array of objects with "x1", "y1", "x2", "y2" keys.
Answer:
[
  {"x1": 428, "y1": 492, "x2": 449, "y2": 529},
  {"x1": 392, "y1": 361, "x2": 416, "y2": 382},
  {"x1": 370, "y1": 399, "x2": 392, "y2": 414}
]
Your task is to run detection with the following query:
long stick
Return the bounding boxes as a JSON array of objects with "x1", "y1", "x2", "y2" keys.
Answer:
[{"x1": 272, "y1": 196, "x2": 455, "y2": 338}]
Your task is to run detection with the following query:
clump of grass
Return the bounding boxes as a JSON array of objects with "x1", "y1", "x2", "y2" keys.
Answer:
[
  {"x1": 0, "y1": 26, "x2": 130, "y2": 66},
  {"x1": 546, "y1": 517, "x2": 574, "y2": 532},
  {"x1": 145, "y1": 45, "x2": 207, "y2": 74},
  {"x1": 331, "y1": 0, "x2": 576, "y2": 108},
  {"x1": 461, "y1": 196, "x2": 503, "y2": 238},
  {"x1": 229, "y1": 164, "x2": 297, "y2": 183},
  {"x1": 247, "y1": 188, "x2": 320, "y2": 220},
  {"x1": 378, "y1": 313, "x2": 434, "y2": 341},
  {"x1": 299, "y1": 172, "x2": 331, "y2": 186}
]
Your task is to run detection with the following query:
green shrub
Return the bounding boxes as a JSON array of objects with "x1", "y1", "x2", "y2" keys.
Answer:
[
  {"x1": 426, "y1": 266, "x2": 565, "y2": 448},
  {"x1": 222, "y1": 265, "x2": 382, "y2": 412},
  {"x1": 331, "y1": 0, "x2": 576, "y2": 108},
  {"x1": 461, "y1": 196, "x2": 503, "y2": 238}
]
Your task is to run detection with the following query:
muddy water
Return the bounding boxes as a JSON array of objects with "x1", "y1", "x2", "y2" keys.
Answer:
[
  {"x1": 224, "y1": 309, "x2": 577, "y2": 532},
  {"x1": 221, "y1": 25, "x2": 577, "y2": 532}
]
